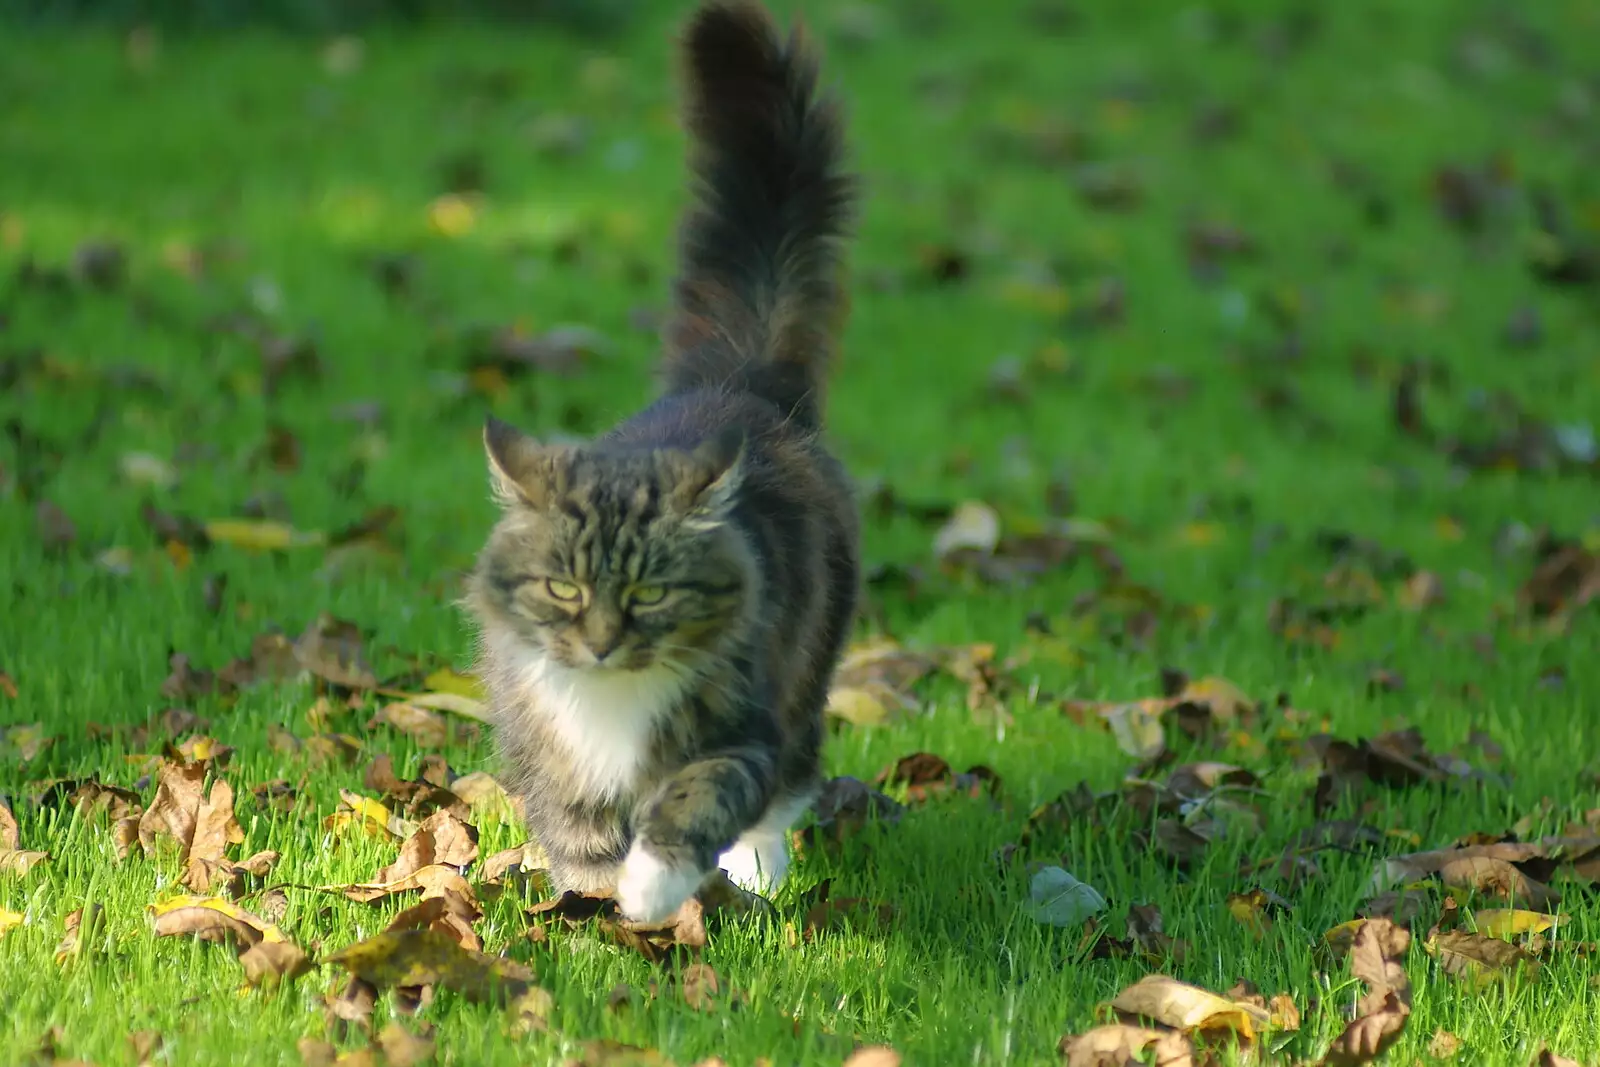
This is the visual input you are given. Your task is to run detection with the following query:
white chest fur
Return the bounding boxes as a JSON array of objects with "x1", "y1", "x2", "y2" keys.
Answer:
[{"x1": 500, "y1": 643, "x2": 689, "y2": 802}]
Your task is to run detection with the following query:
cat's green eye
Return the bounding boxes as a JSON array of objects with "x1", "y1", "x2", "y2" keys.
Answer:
[
  {"x1": 630, "y1": 585, "x2": 669, "y2": 607},
  {"x1": 544, "y1": 578, "x2": 583, "y2": 603}
]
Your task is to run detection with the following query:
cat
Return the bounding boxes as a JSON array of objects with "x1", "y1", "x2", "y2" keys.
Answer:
[{"x1": 466, "y1": 0, "x2": 859, "y2": 923}]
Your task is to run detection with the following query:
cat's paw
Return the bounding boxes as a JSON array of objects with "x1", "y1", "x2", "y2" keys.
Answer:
[
  {"x1": 718, "y1": 835, "x2": 789, "y2": 893},
  {"x1": 616, "y1": 843, "x2": 704, "y2": 923}
]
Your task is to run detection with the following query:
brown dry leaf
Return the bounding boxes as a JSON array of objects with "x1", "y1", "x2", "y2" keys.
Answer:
[
  {"x1": 803, "y1": 897, "x2": 894, "y2": 939},
  {"x1": 54, "y1": 904, "x2": 105, "y2": 965},
  {"x1": 112, "y1": 816, "x2": 141, "y2": 860},
  {"x1": 874, "y1": 751, "x2": 998, "y2": 803},
  {"x1": 330, "y1": 863, "x2": 477, "y2": 906},
  {"x1": 368, "y1": 702, "x2": 454, "y2": 748},
  {"x1": 1319, "y1": 918, "x2": 1412, "y2": 1066},
  {"x1": 1532, "y1": 1050, "x2": 1583, "y2": 1067},
  {"x1": 327, "y1": 927, "x2": 532, "y2": 1004},
  {"x1": 842, "y1": 1049, "x2": 904, "y2": 1067},
  {"x1": 561, "y1": 1041, "x2": 674, "y2": 1067},
  {"x1": 375, "y1": 1023, "x2": 435, "y2": 1067},
  {"x1": 295, "y1": 613, "x2": 378, "y2": 690},
  {"x1": 367, "y1": 810, "x2": 479, "y2": 885},
  {"x1": 1059, "y1": 1024, "x2": 1195, "y2": 1066},
  {"x1": 181, "y1": 778, "x2": 247, "y2": 893},
  {"x1": 1427, "y1": 929, "x2": 1539, "y2": 988},
  {"x1": 0, "y1": 794, "x2": 18, "y2": 849},
  {"x1": 0, "y1": 846, "x2": 49, "y2": 876},
  {"x1": 136, "y1": 758, "x2": 208, "y2": 859},
  {"x1": 1, "y1": 722, "x2": 52, "y2": 763},
  {"x1": 799, "y1": 776, "x2": 904, "y2": 849},
  {"x1": 449, "y1": 771, "x2": 512, "y2": 816},
  {"x1": 480, "y1": 842, "x2": 549, "y2": 885},
  {"x1": 1428, "y1": 1029, "x2": 1463, "y2": 1058},
  {"x1": 678, "y1": 961, "x2": 721, "y2": 1011},
  {"x1": 128, "y1": 1030, "x2": 164, "y2": 1066},
  {"x1": 1519, "y1": 541, "x2": 1600, "y2": 618},
  {"x1": 1375, "y1": 843, "x2": 1563, "y2": 911},
  {"x1": 239, "y1": 940, "x2": 314, "y2": 989},
  {"x1": 1109, "y1": 975, "x2": 1270, "y2": 1041},
  {"x1": 149, "y1": 894, "x2": 286, "y2": 947},
  {"x1": 508, "y1": 986, "x2": 557, "y2": 1037}
]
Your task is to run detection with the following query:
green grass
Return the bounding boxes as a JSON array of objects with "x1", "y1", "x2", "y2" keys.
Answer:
[{"x1": 3, "y1": 0, "x2": 1599, "y2": 1064}]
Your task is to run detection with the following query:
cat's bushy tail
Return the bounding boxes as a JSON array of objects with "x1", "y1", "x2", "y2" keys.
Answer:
[{"x1": 660, "y1": 0, "x2": 854, "y2": 431}]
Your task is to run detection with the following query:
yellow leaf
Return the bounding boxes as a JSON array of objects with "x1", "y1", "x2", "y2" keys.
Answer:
[
  {"x1": 1100, "y1": 698, "x2": 1168, "y2": 760},
  {"x1": 1475, "y1": 909, "x2": 1561, "y2": 939},
  {"x1": 1174, "y1": 521, "x2": 1225, "y2": 546},
  {"x1": 421, "y1": 668, "x2": 487, "y2": 701},
  {"x1": 0, "y1": 849, "x2": 50, "y2": 876},
  {"x1": 405, "y1": 691, "x2": 490, "y2": 722},
  {"x1": 825, "y1": 685, "x2": 892, "y2": 727},
  {"x1": 149, "y1": 894, "x2": 287, "y2": 944},
  {"x1": 428, "y1": 194, "x2": 478, "y2": 237},
  {"x1": 0, "y1": 906, "x2": 22, "y2": 935},
  {"x1": 204, "y1": 519, "x2": 324, "y2": 551},
  {"x1": 1108, "y1": 974, "x2": 1268, "y2": 1041},
  {"x1": 933, "y1": 501, "x2": 1001, "y2": 558}
]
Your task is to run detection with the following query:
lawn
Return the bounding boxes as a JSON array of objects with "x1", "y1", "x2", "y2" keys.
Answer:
[{"x1": 2, "y1": 0, "x2": 1599, "y2": 1064}]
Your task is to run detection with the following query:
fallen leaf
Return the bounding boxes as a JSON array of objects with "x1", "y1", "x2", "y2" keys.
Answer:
[
  {"x1": 368, "y1": 702, "x2": 455, "y2": 748},
  {"x1": 678, "y1": 961, "x2": 721, "y2": 1011},
  {"x1": 182, "y1": 778, "x2": 247, "y2": 893},
  {"x1": 561, "y1": 1041, "x2": 673, "y2": 1067},
  {"x1": 54, "y1": 904, "x2": 104, "y2": 965},
  {"x1": 1532, "y1": 1049, "x2": 1583, "y2": 1067},
  {"x1": 239, "y1": 940, "x2": 314, "y2": 989},
  {"x1": 203, "y1": 518, "x2": 324, "y2": 551},
  {"x1": 0, "y1": 907, "x2": 22, "y2": 937},
  {"x1": 934, "y1": 500, "x2": 1002, "y2": 558},
  {"x1": 1029, "y1": 866, "x2": 1107, "y2": 927},
  {"x1": 1059, "y1": 1025, "x2": 1195, "y2": 1067},
  {"x1": 1475, "y1": 909, "x2": 1560, "y2": 939},
  {"x1": 136, "y1": 758, "x2": 207, "y2": 859},
  {"x1": 1109, "y1": 975, "x2": 1270, "y2": 1041},
  {"x1": 1428, "y1": 1029, "x2": 1463, "y2": 1058},
  {"x1": 327, "y1": 927, "x2": 532, "y2": 1004},
  {"x1": 1427, "y1": 929, "x2": 1539, "y2": 988},
  {"x1": 842, "y1": 1049, "x2": 903, "y2": 1067},
  {"x1": 295, "y1": 614, "x2": 378, "y2": 690},
  {"x1": 1319, "y1": 918, "x2": 1412, "y2": 1065},
  {"x1": 799, "y1": 776, "x2": 903, "y2": 848},
  {"x1": 0, "y1": 847, "x2": 49, "y2": 876},
  {"x1": 150, "y1": 895, "x2": 286, "y2": 946},
  {"x1": 375, "y1": 1022, "x2": 435, "y2": 1067}
]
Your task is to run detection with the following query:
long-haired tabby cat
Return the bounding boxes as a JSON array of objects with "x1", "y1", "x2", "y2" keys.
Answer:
[{"x1": 466, "y1": 0, "x2": 859, "y2": 923}]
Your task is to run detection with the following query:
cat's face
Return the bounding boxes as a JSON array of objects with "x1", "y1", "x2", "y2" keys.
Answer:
[{"x1": 472, "y1": 418, "x2": 756, "y2": 675}]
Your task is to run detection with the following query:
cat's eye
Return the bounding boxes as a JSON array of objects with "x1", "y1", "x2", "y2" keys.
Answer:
[
  {"x1": 544, "y1": 578, "x2": 583, "y2": 603},
  {"x1": 629, "y1": 585, "x2": 669, "y2": 607}
]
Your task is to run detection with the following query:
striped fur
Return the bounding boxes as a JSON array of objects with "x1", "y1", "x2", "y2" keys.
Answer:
[{"x1": 466, "y1": 0, "x2": 858, "y2": 922}]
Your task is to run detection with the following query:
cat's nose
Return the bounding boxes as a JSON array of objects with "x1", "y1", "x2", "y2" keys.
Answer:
[{"x1": 587, "y1": 634, "x2": 623, "y2": 663}]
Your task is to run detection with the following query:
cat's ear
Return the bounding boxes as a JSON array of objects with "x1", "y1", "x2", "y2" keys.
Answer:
[
  {"x1": 684, "y1": 426, "x2": 746, "y2": 521},
  {"x1": 484, "y1": 416, "x2": 550, "y2": 508}
]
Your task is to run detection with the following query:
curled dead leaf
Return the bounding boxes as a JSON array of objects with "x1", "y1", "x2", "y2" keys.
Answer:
[
  {"x1": 1109, "y1": 975, "x2": 1270, "y2": 1041},
  {"x1": 1059, "y1": 1025, "x2": 1195, "y2": 1067}
]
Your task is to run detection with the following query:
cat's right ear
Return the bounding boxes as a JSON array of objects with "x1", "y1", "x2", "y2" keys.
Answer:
[{"x1": 484, "y1": 416, "x2": 549, "y2": 508}]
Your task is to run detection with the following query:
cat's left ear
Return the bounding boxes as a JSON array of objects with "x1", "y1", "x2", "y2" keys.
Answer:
[
  {"x1": 685, "y1": 426, "x2": 746, "y2": 520},
  {"x1": 484, "y1": 416, "x2": 552, "y2": 508}
]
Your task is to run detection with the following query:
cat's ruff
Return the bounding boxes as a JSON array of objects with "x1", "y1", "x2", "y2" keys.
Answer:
[{"x1": 492, "y1": 632, "x2": 686, "y2": 802}]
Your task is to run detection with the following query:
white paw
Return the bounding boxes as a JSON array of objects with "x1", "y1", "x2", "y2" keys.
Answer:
[
  {"x1": 616, "y1": 843, "x2": 705, "y2": 923},
  {"x1": 718, "y1": 834, "x2": 789, "y2": 893}
]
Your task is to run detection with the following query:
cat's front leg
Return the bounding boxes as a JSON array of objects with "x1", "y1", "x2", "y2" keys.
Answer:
[{"x1": 618, "y1": 744, "x2": 778, "y2": 922}]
